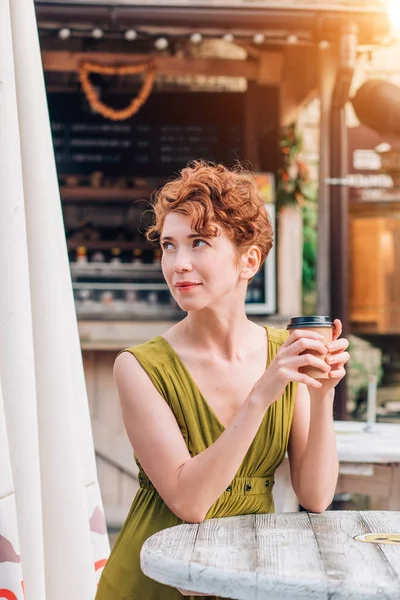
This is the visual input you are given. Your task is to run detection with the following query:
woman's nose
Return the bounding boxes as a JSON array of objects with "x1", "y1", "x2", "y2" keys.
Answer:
[{"x1": 173, "y1": 252, "x2": 192, "y2": 273}]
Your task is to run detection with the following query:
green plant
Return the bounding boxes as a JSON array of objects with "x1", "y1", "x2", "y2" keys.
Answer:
[
  {"x1": 302, "y1": 194, "x2": 318, "y2": 314},
  {"x1": 276, "y1": 123, "x2": 315, "y2": 211},
  {"x1": 347, "y1": 335, "x2": 383, "y2": 418}
]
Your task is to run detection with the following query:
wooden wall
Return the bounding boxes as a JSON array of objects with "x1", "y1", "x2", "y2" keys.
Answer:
[
  {"x1": 83, "y1": 350, "x2": 139, "y2": 531},
  {"x1": 349, "y1": 205, "x2": 400, "y2": 334}
]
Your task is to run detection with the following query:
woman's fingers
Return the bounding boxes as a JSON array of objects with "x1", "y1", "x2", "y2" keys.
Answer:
[
  {"x1": 327, "y1": 337, "x2": 349, "y2": 353},
  {"x1": 292, "y1": 353, "x2": 331, "y2": 373},
  {"x1": 290, "y1": 337, "x2": 328, "y2": 356},
  {"x1": 289, "y1": 371, "x2": 323, "y2": 388},
  {"x1": 328, "y1": 367, "x2": 346, "y2": 379},
  {"x1": 326, "y1": 351, "x2": 350, "y2": 367},
  {"x1": 284, "y1": 329, "x2": 326, "y2": 350},
  {"x1": 332, "y1": 319, "x2": 342, "y2": 341}
]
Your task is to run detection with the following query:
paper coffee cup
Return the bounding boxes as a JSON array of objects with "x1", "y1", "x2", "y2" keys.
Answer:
[{"x1": 287, "y1": 316, "x2": 334, "y2": 379}]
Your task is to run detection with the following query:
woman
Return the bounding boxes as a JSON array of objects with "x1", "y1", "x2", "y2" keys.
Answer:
[{"x1": 96, "y1": 161, "x2": 349, "y2": 600}]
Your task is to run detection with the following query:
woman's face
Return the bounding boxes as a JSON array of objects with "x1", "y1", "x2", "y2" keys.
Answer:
[{"x1": 160, "y1": 212, "x2": 245, "y2": 313}]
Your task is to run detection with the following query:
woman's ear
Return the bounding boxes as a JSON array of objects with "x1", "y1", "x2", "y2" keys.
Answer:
[{"x1": 239, "y1": 245, "x2": 261, "y2": 281}]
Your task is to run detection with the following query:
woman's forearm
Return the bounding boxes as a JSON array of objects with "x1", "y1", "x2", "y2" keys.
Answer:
[
  {"x1": 174, "y1": 394, "x2": 268, "y2": 522},
  {"x1": 296, "y1": 390, "x2": 339, "y2": 512}
]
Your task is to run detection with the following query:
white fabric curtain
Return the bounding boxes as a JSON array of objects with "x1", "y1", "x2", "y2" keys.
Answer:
[{"x1": 0, "y1": 1, "x2": 109, "y2": 598}]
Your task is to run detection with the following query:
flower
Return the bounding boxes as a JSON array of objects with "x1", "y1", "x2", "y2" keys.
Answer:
[
  {"x1": 78, "y1": 61, "x2": 156, "y2": 121},
  {"x1": 276, "y1": 123, "x2": 313, "y2": 210}
]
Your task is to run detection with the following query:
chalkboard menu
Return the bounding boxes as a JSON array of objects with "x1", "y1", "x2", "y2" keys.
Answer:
[{"x1": 47, "y1": 91, "x2": 245, "y2": 178}]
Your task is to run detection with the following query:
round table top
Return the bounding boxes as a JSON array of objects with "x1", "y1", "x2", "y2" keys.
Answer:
[
  {"x1": 334, "y1": 421, "x2": 400, "y2": 463},
  {"x1": 141, "y1": 510, "x2": 400, "y2": 600}
]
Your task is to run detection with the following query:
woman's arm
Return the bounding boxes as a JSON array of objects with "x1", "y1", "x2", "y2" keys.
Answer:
[
  {"x1": 287, "y1": 319, "x2": 350, "y2": 513},
  {"x1": 114, "y1": 329, "x2": 329, "y2": 523},
  {"x1": 287, "y1": 384, "x2": 338, "y2": 513},
  {"x1": 114, "y1": 351, "x2": 267, "y2": 523}
]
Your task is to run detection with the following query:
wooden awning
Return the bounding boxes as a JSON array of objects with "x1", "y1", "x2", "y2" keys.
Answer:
[{"x1": 35, "y1": 1, "x2": 391, "y2": 46}]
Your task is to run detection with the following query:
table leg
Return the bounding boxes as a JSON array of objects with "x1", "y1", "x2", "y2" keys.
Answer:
[{"x1": 388, "y1": 464, "x2": 400, "y2": 510}]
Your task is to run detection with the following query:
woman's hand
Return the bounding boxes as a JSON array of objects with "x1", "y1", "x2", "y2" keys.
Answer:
[
  {"x1": 250, "y1": 328, "x2": 331, "y2": 408},
  {"x1": 311, "y1": 318, "x2": 350, "y2": 395}
]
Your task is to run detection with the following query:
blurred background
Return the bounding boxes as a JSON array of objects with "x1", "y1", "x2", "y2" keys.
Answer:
[{"x1": 34, "y1": 0, "x2": 400, "y2": 540}]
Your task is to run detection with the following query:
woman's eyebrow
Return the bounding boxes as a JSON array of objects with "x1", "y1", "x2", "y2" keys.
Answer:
[{"x1": 160, "y1": 233, "x2": 202, "y2": 242}]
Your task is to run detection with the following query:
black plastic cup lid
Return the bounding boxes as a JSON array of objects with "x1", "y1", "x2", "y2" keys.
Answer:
[{"x1": 287, "y1": 316, "x2": 333, "y2": 329}]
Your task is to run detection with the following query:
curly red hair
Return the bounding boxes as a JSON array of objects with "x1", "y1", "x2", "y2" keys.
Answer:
[{"x1": 146, "y1": 160, "x2": 273, "y2": 267}]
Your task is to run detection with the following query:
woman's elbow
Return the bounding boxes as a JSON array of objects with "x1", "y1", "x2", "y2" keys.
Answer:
[
  {"x1": 175, "y1": 509, "x2": 206, "y2": 524},
  {"x1": 170, "y1": 501, "x2": 206, "y2": 524},
  {"x1": 300, "y1": 496, "x2": 333, "y2": 514},
  {"x1": 183, "y1": 513, "x2": 206, "y2": 524}
]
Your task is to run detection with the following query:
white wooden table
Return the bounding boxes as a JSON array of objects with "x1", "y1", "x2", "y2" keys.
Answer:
[
  {"x1": 334, "y1": 421, "x2": 400, "y2": 510},
  {"x1": 141, "y1": 510, "x2": 400, "y2": 599},
  {"x1": 274, "y1": 421, "x2": 400, "y2": 513}
]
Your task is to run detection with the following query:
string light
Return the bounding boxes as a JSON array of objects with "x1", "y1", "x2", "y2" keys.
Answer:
[
  {"x1": 124, "y1": 29, "x2": 137, "y2": 41},
  {"x1": 154, "y1": 37, "x2": 168, "y2": 51},
  {"x1": 58, "y1": 28, "x2": 71, "y2": 40},
  {"x1": 190, "y1": 32, "x2": 203, "y2": 44},
  {"x1": 91, "y1": 28, "x2": 104, "y2": 39},
  {"x1": 253, "y1": 33, "x2": 265, "y2": 44},
  {"x1": 48, "y1": 27, "x2": 326, "y2": 48},
  {"x1": 223, "y1": 33, "x2": 234, "y2": 43}
]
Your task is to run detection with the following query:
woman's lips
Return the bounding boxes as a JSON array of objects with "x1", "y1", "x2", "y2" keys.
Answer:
[{"x1": 174, "y1": 283, "x2": 201, "y2": 291}]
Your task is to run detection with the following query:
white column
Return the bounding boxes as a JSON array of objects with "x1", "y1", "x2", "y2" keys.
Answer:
[
  {"x1": 0, "y1": 381, "x2": 25, "y2": 600},
  {"x1": 9, "y1": 0, "x2": 102, "y2": 597},
  {"x1": 277, "y1": 205, "x2": 303, "y2": 317},
  {"x1": 0, "y1": 3, "x2": 46, "y2": 599}
]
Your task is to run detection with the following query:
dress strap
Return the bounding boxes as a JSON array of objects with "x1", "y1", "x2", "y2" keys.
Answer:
[{"x1": 266, "y1": 325, "x2": 290, "y2": 347}]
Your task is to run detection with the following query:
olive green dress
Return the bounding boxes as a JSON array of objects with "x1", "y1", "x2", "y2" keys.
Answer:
[{"x1": 96, "y1": 326, "x2": 297, "y2": 600}]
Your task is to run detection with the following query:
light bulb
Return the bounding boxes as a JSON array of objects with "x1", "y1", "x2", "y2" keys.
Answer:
[
  {"x1": 154, "y1": 37, "x2": 168, "y2": 51},
  {"x1": 319, "y1": 40, "x2": 329, "y2": 49},
  {"x1": 287, "y1": 35, "x2": 298, "y2": 44},
  {"x1": 58, "y1": 28, "x2": 71, "y2": 40},
  {"x1": 253, "y1": 33, "x2": 265, "y2": 45},
  {"x1": 92, "y1": 28, "x2": 104, "y2": 39},
  {"x1": 190, "y1": 32, "x2": 203, "y2": 44},
  {"x1": 124, "y1": 29, "x2": 137, "y2": 41},
  {"x1": 223, "y1": 33, "x2": 234, "y2": 43}
]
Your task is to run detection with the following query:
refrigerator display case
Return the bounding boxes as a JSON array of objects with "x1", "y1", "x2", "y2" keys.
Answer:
[
  {"x1": 71, "y1": 261, "x2": 183, "y2": 320},
  {"x1": 245, "y1": 203, "x2": 276, "y2": 315},
  {"x1": 65, "y1": 177, "x2": 277, "y2": 321}
]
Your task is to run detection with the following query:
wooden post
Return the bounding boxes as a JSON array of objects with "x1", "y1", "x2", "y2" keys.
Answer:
[
  {"x1": 317, "y1": 44, "x2": 338, "y2": 317},
  {"x1": 330, "y1": 26, "x2": 358, "y2": 420}
]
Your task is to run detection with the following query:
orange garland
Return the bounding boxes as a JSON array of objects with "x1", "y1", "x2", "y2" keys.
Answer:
[{"x1": 78, "y1": 61, "x2": 156, "y2": 121}]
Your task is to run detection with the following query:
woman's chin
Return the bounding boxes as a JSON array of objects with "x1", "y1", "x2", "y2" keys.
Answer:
[{"x1": 175, "y1": 298, "x2": 208, "y2": 312}]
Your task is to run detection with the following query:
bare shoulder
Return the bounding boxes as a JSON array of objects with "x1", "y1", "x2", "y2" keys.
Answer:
[
  {"x1": 113, "y1": 348, "x2": 161, "y2": 405},
  {"x1": 113, "y1": 349, "x2": 139, "y2": 378},
  {"x1": 113, "y1": 350, "x2": 148, "y2": 391}
]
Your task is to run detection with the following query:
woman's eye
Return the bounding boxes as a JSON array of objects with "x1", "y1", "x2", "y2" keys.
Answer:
[
  {"x1": 161, "y1": 242, "x2": 174, "y2": 251},
  {"x1": 193, "y1": 239, "x2": 208, "y2": 248}
]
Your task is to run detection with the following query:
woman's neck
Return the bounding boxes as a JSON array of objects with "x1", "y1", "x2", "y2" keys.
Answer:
[{"x1": 180, "y1": 310, "x2": 258, "y2": 362}]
